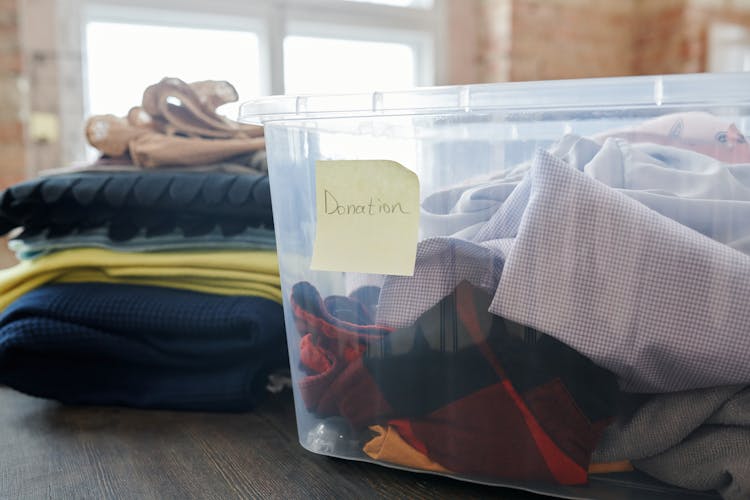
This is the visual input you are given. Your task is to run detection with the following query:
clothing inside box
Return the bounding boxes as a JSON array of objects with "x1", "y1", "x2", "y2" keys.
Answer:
[{"x1": 278, "y1": 109, "x2": 750, "y2": 500}]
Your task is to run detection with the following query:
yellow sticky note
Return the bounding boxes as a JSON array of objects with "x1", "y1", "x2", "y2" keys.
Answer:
[{"x1": 311, "y1": 160, "x2": 420, "y2": 276}]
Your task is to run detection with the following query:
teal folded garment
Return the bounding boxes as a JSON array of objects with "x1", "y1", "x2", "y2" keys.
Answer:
[{"x1": 10, "y1": 225, "x2": 276, "y2": 260}]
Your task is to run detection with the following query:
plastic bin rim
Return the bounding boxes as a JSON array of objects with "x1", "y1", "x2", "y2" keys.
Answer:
[{"x1": 238, "y1": 72, "x2": 750, "y2": 125}]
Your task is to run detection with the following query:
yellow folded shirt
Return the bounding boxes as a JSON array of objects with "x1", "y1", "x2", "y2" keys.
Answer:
[{"x1": 0, "y1": 247, "x2": 281, "y2": 312}]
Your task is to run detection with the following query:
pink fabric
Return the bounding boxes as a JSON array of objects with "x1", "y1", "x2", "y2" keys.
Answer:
[{"x1": 596, "y1": 111, "x2": 750, "y2": 163}]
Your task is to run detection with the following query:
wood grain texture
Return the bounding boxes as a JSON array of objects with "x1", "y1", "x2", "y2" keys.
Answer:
[{"x1": 0, "y1": 387, "x2": 548, "y2": 500}]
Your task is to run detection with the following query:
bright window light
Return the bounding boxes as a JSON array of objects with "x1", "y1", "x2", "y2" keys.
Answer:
[
  {"x1": 85, "y1": 22, "x2": 261, "y2": 119},
  {"x1": 283, "y1": 36, "x2": 416, "y2": 94},
  {"x1": 346, "y1": 0, "x2": 433, "y2": 7}
]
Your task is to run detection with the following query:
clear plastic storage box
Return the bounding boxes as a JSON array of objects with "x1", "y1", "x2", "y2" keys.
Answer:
[{"x1": 239, "y1": 73, "x2": 750, "y2": 500}]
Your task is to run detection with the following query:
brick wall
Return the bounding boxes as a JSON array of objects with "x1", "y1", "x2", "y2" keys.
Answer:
[
  {"x1": 0, "y1": 0, "x2": 22, "y2": 267},
  {"x1": 632, "y1": 0, "x2": 688, "y2": 75},
  {"x1": 22, "y1": 0, "x2": 67, "y2": 175},
  {"x1": 0, "y1": 0, "x2": 25, "y2": 190},
  {"x1": 443, "y1": 0, "x2": 482, "y2": 84},
  {"x1": 508, "y1": 0, "x2": 637, "y2": 81},
  {"x1": 471, "y1": 0, "x2": 750, "y2": 83},
  {"x1": 476, "y1": 0, "x2": 512, "y2": 82}
]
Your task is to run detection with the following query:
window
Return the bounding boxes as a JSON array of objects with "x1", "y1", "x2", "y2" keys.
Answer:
[
  {"x1": 708, "y1": 22, "x2": 750, "y2": 73},
  {"x1": 85, "y1": 22, "x2": 262, "y2": 119},
  {"x1": 284, "y1": 36, "x2": 418, "y2": 94},
  {"x1": 49, "y1": 0, "x2": 441, "y2": 164},
  {"x1": 347, "y1": 0, "x2": 433, "y2": 7},
  {"x1": 79, "y1": 0, "x2": 439, "y2": 112}
]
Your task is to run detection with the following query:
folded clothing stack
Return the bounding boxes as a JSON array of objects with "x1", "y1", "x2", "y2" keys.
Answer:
[
  {"x1": 0, "y1": 170, "x2": 275, "y2": 257},
  {"x1": 0, "y1": 283, "x2": 286, "y2": 411},
  {"x1": 0, "y1": 77, "x2": 288, "y2": 411}
]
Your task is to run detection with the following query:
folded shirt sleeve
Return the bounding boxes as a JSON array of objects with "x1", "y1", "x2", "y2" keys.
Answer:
[{"x1": 492, "y1": 149, "x2": 750, "y2": 392}]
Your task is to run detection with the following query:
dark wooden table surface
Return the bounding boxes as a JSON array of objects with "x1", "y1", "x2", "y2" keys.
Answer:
[{"x1": 0, "y1": 387, "x2": 550, "y2": 499}]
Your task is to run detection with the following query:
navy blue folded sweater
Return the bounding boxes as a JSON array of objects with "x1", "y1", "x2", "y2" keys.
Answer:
[
  {"x1": 0, "y1": 171, "x2": 273, "y2": 240},
  {"x1": 0, "y1": 283, "x2": 288, "y2": 411}
]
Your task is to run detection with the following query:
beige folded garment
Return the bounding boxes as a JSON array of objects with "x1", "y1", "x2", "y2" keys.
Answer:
[
  {"x1": 129, "y1": 132, "x2": 265, "y2": 168},
  {"x1": 84, "y1": 77, "x2": 266, "y2": 169},
  {"x1": 141, "y1": 77, "x2": 263, "y2": 139},
  {"x1": 85, "y1": 114, "x2": 152, "y2": 157}
]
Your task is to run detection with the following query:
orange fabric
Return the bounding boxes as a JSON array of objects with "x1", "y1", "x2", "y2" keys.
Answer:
[
  {"x1": 86, "y1": 114, "x2": 152, "y2": 157},
  {"x1": 299, "y1": 334, "x2": 332, "y2": 374},
  {"x1": 363, "y1": 425, "x2": 449, "y2": 473},
  {"x1": 588, "y1": 460, "x2": 634, "y2": 474}
]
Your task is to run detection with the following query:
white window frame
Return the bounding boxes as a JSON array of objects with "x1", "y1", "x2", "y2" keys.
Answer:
[
  {"x1": 80, "y1": 4, "x2": 271, "y2": 119},
  {"x1": 79, "y1": 0, "x2": 441, "y2": 94},
  {"x1": 285, "y1": 20, "x2": 434, "y2": 92},
  {"x1": 708, "y1": 22, "x2": 750, "y2": 73},
  {"x1": 54, "y1": 0, "x2": 443, "y2": 163}
]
